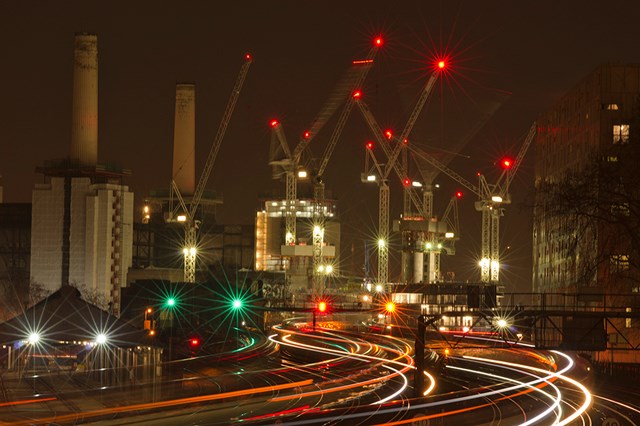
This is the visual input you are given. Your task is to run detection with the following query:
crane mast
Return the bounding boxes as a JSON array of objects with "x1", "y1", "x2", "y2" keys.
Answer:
[
  {"x1": 409, "y1": 123, "x2": 536, "y2": 284},
  {"x1": 355, "y1": 69, "x2": 440, "y2": 288},
  {"x1": 170, "y1": 54, "x2": 252, "y2": 283}
]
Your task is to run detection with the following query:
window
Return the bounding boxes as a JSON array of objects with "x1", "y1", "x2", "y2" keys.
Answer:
[
  {"x1": 610, "y1": 254, "x2": 630, "y2": 272},
  {"x1": 613, "y1": 124, "x2": 630, "y2": 144},
  {"x1": 603, "y1": 103, "x2": 620, "y2": 110},
  {"x1": 626, "y1": 308, "x2": 632, "y2": 328},
  {"x1": 611, "y1": 202, "x2": 630, "y2": 216}
]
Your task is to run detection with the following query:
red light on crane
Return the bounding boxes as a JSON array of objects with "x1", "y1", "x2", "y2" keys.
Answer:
[
  {"x1": 374, "y1": 36, "x2": 383, "y2": 47},
  {"x1": 403, "y1": 178, "x2": 411, "y2": 187},
  {"x1": 303, "y1": 131, "x2": 311, "y2": 139},
  {"x1": 352, "y1": 90, "x2": 362, "y2": 99},
  {"x1": 456, "y1": 191, "x2": 463, "y2": 198},
  {"x1": 245, "y1": 53, "x2": 252, "y2": 60},
  {"x1": 438, "y1": 60, "x2": 446, "y2": 69},
  {"x1": 403, "y1": 138, "x2": 408, "y2": 145},
  {"x1": 501, "y1": 158, "x2": 514, "y2": 169},
  {"x1": 384, "y1": 130, "x2": 393, "y2": 140},
  {"x1": 189, "y1": 338, "x2": 200, "y2": 347},
  {"x1": 366, "y1": 141, "x2": 374, "y2": 150},
  {"x1": 270, "y1": 119, "x2": 279, "y2": 128}
]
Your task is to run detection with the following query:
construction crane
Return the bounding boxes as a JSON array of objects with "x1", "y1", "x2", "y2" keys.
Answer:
[
  {"x1": 169, "y1": 54, "x2": 252, "y2": 282},
  {"x1": 409, "y1": 122, "x2": 537, "y2": 283},
  {"x1": 355, "y1": 65, "x2": 442, "y2": 288},
  {"x1": 268, "y1": 37, "x2": 382, "y2": 291}
]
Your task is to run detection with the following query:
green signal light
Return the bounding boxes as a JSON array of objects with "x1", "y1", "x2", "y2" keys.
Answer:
[
  {"x1": 232, "y1": 299, "x2": 243, "y2": 309},
  {"x1": 166, "y1": 297, "x2": 176, "y2": 307}
]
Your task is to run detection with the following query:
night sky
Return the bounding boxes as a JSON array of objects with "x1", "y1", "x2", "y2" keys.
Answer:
[{"x1": 2, "y1": 1, "x2": 639, "y2": 291}]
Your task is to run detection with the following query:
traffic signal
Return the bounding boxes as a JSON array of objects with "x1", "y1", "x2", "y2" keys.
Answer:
[
  {"x1": 144, "y1": 307, "x2": 154, "y2": 330},
  {"x1": 317, "y1": 300, "x2": 328, "y2": 314},
  {"x1": 189, "y1": 337, "x2": 201, "y2": 353}
]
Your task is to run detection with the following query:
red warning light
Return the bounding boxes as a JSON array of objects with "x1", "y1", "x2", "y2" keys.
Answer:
[
  {"x1": 352, "y1": 90, "x2": 362, "y2": 99},
  {"x1": 303, "y1": 131, "x2": 311, "y2": 139},
  {"x1": 317, "y1": 301, "x2": 328, "y2": 313},
  {"x1": 245, "y1": 53, "x2": 252, "y2": 60},
  {"x1": 366, "y1": 141, "x2": 374, "y2": 150},
  {"x1": 438, "y1": 60, "x2": 446, "y2": 69},
  {"x1": 374, "y1": 36, "x2": 383, "y2": 47},
  {"x1": 403, "y1": 138, "x2": 408, "y2": 145},
  {"x1": 501, "y1": 158, "x2": 514, "y2": 169},
  {"x1": 403, "y1": 178, "x2": 411, "y2": 187},
  {"x1": 270, "y1": 119, "x2": 279, "y2": 128},
  {"x1": 385, "y1": 130, "x2": 393, "y2": 140},
  {"x1": 456, "y1": 191, "x2": 463, "y2": 198},
  {"x1": 189, "y1": 338, "x2": 200, "y2": 347}
]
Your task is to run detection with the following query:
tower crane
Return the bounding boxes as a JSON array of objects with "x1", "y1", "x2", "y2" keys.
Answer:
[
  {"x1": 408, "y1": 122, "x2": 536, "y2": 283},
  {"x1": 268, "y1": 37, "x2": 382, "y2": 291},
  {"x1": 355, "y1": 66, "x2": 442, "y2": 288},
  {"x1": 270, "y1": 38, "x2": 381, "y2": 247},
  {"x1": 169, "y1": 54, "x2": 252, "y2": 283}
]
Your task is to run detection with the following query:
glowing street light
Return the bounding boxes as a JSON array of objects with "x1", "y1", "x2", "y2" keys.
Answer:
[
  {"x1": 27, "y1": 332, "x2": 40, "y2": 345},
  {"x1": 95, "y1": 333, "x2": 108, "y2": 345},
  {"x1": 385, "y1": 302, "x2": 396, "y2": 314},
  {"x1": 496, "y1": 318, "x2": 509, "y2": 328}
]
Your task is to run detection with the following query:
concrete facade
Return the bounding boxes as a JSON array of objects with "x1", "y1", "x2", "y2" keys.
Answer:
[{"x1": 31, "y1": 177, "x2": 133, "y2": 312}]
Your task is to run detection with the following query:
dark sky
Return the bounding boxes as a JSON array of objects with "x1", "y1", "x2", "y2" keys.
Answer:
[{"x1": 2, "y1": 1, "x2": 639, "y2": 291}]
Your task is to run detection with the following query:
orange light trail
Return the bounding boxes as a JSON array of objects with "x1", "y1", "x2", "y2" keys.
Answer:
[
  {"x1": 13, "y1": 379, "x2": 313, "y2": 425},
  {"x1": 0, "y1": 397, "x2": 56, "y2": 407}
]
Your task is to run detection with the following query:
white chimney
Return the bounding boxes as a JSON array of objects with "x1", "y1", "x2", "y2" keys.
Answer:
[
  {"x1": 172, "y1": 83, "x2": 196, "y2": 195},
  {"x1": 70, "y1": 33, "x2": 98, "y2": 166}
]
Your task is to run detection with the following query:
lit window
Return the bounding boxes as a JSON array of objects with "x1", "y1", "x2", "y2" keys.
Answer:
[
  {"x1": 613, "y1": 124, "x2": 630, "y2": 144},
  {"x1": 626, "y1": 308, "x2": 632, "y2": 328},
  {"x1": 610, "y1": 254, "x2": 630, "y2": 272},
  {"x1": 611, "y1": 202, "x2": 630, "y2": 216},
  {"x1": 603, "y1": 103, "x2": 620, "y2": 110}
]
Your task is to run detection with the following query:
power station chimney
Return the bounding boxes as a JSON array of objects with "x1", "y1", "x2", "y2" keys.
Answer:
[
  {"x1": 172, "y1": 84, "x2": 196, "y2": 195},
  {"x1": 70, "y1": 33, "x2": 98, "y2": 166}
]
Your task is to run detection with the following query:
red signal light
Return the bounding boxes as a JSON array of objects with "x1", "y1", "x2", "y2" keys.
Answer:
[
  {"x1": 352, "y1": 90, "x2": 362, "y2": 99},
  {"x1": 385, "y1": 130, "x2": 393, "y2": 140},
  {"x1": 366, "y1": 141, "x2": 374, "y2": 150},
  {"x1": 270, "y1": 119, "x2": 279, "y2": 128},
  {"x1": 403, "y1": 178, "x2": 411, "y2": 187},
  {"x1": 189, "y1": 338, "x2": 200, "y2": 347},
  {"x1": 501, "y1": 158, "x2": 514, "y2": 169},
  {"x1": 374, "y1": 36, "x2": 383, "y2": 47},
  {"x1": 245, "y1": 53, "x2": 252, "y2": 60},
  {"x1": 438, "y1": 60, "x2": 446, "y2": 69},
  {"x1": 456, "y1": 191, "x2": 463, "y2": 198},
  {"x1": 303, "y1": 131, "x2": 311, "y2": 138},
  {"x1": 317, "y1": 301, "x2": 328, "y2": 313}
]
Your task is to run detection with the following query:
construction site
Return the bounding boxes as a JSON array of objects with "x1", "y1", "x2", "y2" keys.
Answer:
[{"x1": 0, "y1": 30, "x2": 546, "y2": 333}]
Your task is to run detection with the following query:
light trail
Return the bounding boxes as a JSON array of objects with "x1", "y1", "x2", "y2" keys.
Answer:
[
  {"x1": 463, "y1": 350, "x2": 592, "y2": 426},
  {"x1": 371, "y1": 364, "x2": 408, "y2": 404},
  {"x1": 447, "y1": 358, "x2": 563, "y2": 425},
  {"x1": 269, "y1": 333, "x2": 413, "y2": 404},
  {"x1": 12, "y1": 379, "x2": 314, "y2": 425}
]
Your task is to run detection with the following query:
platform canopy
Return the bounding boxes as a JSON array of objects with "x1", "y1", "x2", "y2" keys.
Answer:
[{"x1": 0, "y1": 285, "x2": 149, "y2": 347}]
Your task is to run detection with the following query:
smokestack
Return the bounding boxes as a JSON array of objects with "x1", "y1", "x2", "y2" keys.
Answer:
[
  {"x1": 172, "y1": 84, "x2": 196, "y2": 195},
  {"x1": 70, "y1": 33, "x2": 98, "y2": 166}
]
